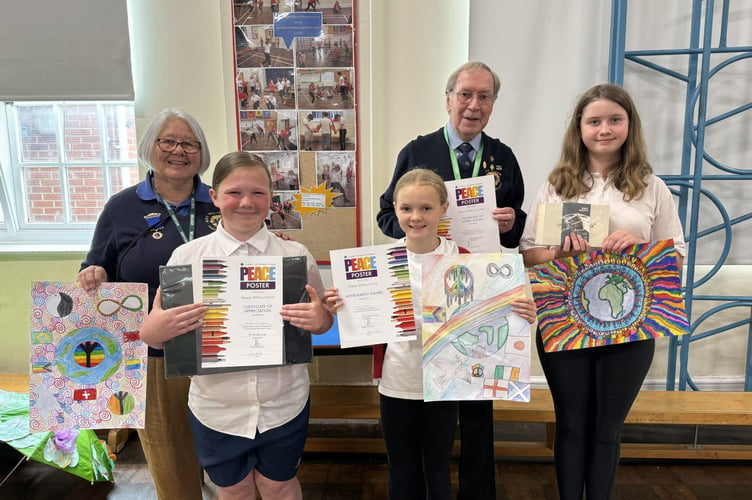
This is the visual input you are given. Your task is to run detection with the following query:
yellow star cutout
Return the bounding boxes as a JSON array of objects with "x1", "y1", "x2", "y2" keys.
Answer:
[{"x1": 292, "y1": 183, "x2": 342, "y2": 216}]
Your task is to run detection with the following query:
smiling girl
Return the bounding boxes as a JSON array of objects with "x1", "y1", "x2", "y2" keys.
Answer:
[
  {"x1": 520, "y1": 84, "x2": 686, "y2": 500},
  {"x1": 328, "y1": 168, "x2": 536, "y2": 500},
  {"x1": 140, "y1": 151, "x2": 332, "y2": 500}
]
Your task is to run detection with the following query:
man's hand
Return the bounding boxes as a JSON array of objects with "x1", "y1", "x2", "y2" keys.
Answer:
[{"x1": 492, "y1": 207, "x2": 515, "y2": 234}]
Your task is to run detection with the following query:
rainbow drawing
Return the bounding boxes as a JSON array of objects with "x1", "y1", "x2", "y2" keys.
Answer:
[{"x1": 421, "y1": 253, "x2": 531, "y2": 402}]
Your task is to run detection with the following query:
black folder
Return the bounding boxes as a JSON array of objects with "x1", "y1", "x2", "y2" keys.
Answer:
[{"x1": 159, "y1": 256, "x2": 313, "y2": 378}]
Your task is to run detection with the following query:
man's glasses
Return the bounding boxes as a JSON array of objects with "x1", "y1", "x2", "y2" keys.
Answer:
[
  {"x1": 453, "y1": 91, "x2": 495, "y2": 105},
  {"x1": 155, "y1": 138, "x2": 201, "y2": 154}
]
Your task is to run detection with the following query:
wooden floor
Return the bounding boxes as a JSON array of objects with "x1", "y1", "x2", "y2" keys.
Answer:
[{"x1": 3, "y1": 434, "x2": 752, "y2": 500}]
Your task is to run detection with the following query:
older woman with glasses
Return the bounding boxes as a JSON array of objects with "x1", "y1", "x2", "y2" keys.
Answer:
[{"x1": 78, "y1": 108, "x2": 220, "y2": 500}]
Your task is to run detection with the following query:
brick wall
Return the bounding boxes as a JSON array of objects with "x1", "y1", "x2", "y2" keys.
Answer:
[{"x1": 17, "y1": 104, "x2": 138, "y2": 224}]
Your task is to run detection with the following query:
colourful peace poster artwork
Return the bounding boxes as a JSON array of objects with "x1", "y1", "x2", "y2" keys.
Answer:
[
  {"x1": 29, "y1": 282, "x2": 148, "y2": 431},
  {"x1": 529, "y1": 239, "x2": 688, "y2": 352},
  {"x1": 422, "y1": 253, "x2": 532, "y2": 403}
]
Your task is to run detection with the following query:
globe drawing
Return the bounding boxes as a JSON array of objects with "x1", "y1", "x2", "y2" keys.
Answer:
[
  {"x1": 570, "y1": 261, "x2": 648, "y2": 336},
  {"x1": 581, "y1": 273, "x2": 636, "y2": 321}
]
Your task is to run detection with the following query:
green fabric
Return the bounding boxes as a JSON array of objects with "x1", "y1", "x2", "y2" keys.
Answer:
[{"x1": 0, "y1": 390, "x2": 114, "y2": 483}]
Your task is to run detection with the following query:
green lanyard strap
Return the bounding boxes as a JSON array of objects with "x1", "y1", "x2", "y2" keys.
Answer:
[
  {"x1": 443, "y1": 125, "x2": 484, "y2": 180},
  {"x1": 153, "y1": 178, "x2": 196, "y2": 244}
]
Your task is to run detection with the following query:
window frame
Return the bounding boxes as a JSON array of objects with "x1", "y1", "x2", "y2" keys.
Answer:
[{"x1": 0, "y1": 101, "x2": 138, "y2": 250}]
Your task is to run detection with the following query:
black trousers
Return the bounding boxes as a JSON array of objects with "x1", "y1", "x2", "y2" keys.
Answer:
[
  {"x1": 537, "y1": 332, "x2": 654, "y2": 500},
  {"x1": 457, "y1": 400, "x2": 496, "y2": 500},
  {"x1": 380, "y1": 394, "x2": 458, "y2": 500}
]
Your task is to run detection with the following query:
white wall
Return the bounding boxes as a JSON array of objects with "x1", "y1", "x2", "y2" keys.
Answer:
[{"x1": 127, "y1": 0, "x2": 237, "y2": 169}]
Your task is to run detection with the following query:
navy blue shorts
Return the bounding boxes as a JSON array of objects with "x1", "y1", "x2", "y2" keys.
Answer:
[{"x1": 188, "y1": 399, "x2": 310, "y2": 487}]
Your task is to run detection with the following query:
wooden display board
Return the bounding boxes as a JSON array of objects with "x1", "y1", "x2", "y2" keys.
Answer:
[{"x1": 231, "y1": 0, "x2": 359, "y2": 262}]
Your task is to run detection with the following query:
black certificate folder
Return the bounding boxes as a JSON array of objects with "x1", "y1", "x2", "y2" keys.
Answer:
[{"x1": 160, "y1": 256, "x2": 313, "y2": 378}]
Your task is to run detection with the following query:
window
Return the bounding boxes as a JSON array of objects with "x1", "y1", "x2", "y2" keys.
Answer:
[{"x1": 0, "y1": 102, "x2": 138, "y2": 249}]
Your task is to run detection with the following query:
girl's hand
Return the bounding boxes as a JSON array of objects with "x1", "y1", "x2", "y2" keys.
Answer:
[
  {"x1": 78, "y1": 265, "x2": 107, "y2": 291},
  {"x1": 322, "y1": 287, "x2": 344, "y2": 314},
  {"x1": 601, "y1": 230, "x2": 647, "y2": 254},
  {"x1": 139, "y1": 289, "x2": 208, "y2": 349},
  {"x1": 512, "y1": 298, "x2": 537, "y2": 325},
  {"x1": 555, "y1": 232, "x2": 591, "y2": 259},
  {"x1": 273, "y1": 231, "x2": 294, "y2": 241},
  {"x1": 280, "y1": 285, "x2": 334, "y2": 334}
]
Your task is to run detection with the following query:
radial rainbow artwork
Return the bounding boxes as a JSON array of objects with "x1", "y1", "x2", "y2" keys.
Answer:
[{"x1": 529, "y1": 239, "x2": 688, "y2": 352}]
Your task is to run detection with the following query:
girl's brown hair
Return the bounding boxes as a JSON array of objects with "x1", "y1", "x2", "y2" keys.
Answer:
[
  {"x1": 212, "y1": 151, "x2": 272, "y2": 191},
  {"x1": 549, "y1": 83, "x2": 652, "y2": 201}
]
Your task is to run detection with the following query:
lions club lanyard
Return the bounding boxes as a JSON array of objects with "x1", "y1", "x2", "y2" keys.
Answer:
[{"x1": 444, "y1": 125, "x2": 484, "y2": 180}]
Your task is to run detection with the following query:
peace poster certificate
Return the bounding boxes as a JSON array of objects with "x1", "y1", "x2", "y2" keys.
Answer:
[
  {"x1": 192, "y1": 255, "x2": 285, "y2": 368},
  {"x1": 439, "y1": 175, "x2": 500, "y2": 253},
  {"x1": 421, "y1": 253, "x2": 532, "y2": 402},
  {"x1": 330, "y1": 243, "x2": 415, "y2": 348},
  {"x1": 29, "y1": 281, "x2": 148, "y2": 431}
]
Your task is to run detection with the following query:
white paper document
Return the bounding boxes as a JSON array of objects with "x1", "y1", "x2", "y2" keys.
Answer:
[
  {"x1": 441, "y1": 175, "x2": 501, "y2": 253},
  {"x1": 192, "y1": 255, "x2": 285, "y2": 368},
  {"x1": 330, "y1": 243, "x2": 416, "y2": 348}
]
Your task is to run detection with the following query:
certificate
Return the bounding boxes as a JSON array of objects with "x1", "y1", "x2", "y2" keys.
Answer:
[
  {"x1": 330, "y1": 243, "x2": 416, "y2": 348},
  {"x1": 160, "y1": 256, "x2": 311, "y2": 378},
  {"x1": 193, "y1": 255, "x2": 285, "y2": 368},
  {"x1": 421, "y1": 253, "x2": 532, "y2": 402},
  {"x1": 440, "y1": 175, "x2": 500, "y2": 253}
]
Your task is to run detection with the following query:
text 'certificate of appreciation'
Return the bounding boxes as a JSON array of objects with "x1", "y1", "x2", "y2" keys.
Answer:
[
  {"x1": 330, "y1": 243, "x2": 416, "y2": 348},
  {"x1": 192, "y1": 256, "x2": 284, "y2": 368},
  {"x1": 440, "y1": 175, "x2": 500, "y2": 253}
]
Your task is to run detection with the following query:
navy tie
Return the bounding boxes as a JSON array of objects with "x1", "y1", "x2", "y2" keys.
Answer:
[{"x1": 456, "y1": 142, "x2": 474, "y2": 177}]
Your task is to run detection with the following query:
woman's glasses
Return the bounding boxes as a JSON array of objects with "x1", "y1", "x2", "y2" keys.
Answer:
[{"x1": 155, "y1": 138, "x2": 201, "y2": 154}]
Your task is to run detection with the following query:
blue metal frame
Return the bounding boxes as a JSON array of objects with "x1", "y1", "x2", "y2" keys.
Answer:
[{"x1": 609, "y1": 0, "x2": 752, "y2": 391}]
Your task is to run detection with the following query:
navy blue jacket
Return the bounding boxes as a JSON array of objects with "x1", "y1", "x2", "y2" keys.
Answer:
[{"x1": 377, "y1": 128, "x2": 526, "y2": 248}]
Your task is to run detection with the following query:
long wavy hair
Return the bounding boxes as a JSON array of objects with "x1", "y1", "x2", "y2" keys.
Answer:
[{"x1": 549, "y1": 84, "x2": 652, "y2": 201}]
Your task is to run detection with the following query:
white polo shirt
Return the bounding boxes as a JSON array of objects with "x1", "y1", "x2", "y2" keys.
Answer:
[{"x1": 167, "y1": 221, "x2": 324, "y2": 438}]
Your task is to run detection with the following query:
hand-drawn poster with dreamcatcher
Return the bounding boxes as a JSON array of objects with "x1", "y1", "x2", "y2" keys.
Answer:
[
  {"x1": 232, "y1": 1, "x2": 358, "y2": 262},
  {"x1": 421, "y1": 253, "x2": 532, "y2": 403},
  {"x1": 529, "y1": 239, "x2": 688, "y2": 352},
  {"x1": 29, "y1": 282, "x2": 148, "y2": 431}
]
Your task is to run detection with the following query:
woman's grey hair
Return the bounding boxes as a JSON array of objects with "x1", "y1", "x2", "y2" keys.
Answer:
[{"x1": 136, "y1": 108, "x2": 211, "y2": 175}]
